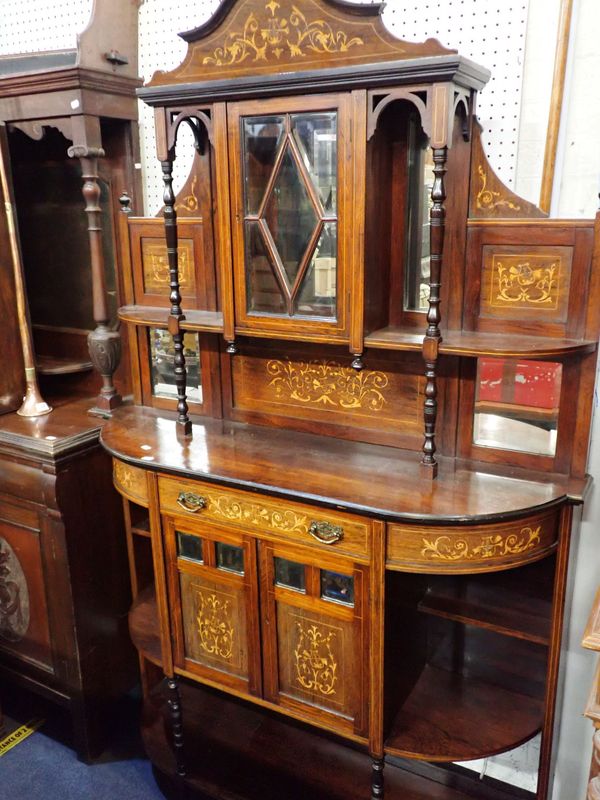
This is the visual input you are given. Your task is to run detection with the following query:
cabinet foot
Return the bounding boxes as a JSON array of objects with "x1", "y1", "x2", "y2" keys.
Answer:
[
  {"x1": 371, "y1": 757, "x2": 384, "y2": 800},
  {"x1": 166, "y1": 677, "x2": 186, "y2": 777}
]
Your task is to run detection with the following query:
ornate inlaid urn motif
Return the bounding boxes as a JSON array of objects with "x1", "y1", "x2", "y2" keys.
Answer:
[
  {"x1": 196, "y1": 590, "x2": 235, "y2": 661},
  {"x1": 294, "y1": 620, "x2": 338, "y2": 696}
]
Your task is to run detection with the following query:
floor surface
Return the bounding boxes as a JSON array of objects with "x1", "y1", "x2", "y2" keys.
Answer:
[{"x1": 0, "y1": 690, "x2": 166, "y2": 800}]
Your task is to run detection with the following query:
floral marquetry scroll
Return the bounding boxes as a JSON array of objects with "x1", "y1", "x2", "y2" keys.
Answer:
[
  {"x1": 113, "y1": 460, "x2": 149, "y2": 506},
  {"x1": 179, "y1": 572, "x2": 249, "y2": 679},
  {"x1": 147, "y1": 0, "x2": 455, "y2": 84},
  {"x1": 267, "y1": 359, "x2": 389, "y2": 411},
  {"x1": 276, "y1": 605, "x2": 353, "y2": 714},
  {"x1": 141, "y1": 239, "x2": 195, "y2": 296},
  {"x1": 386, "y1": 511, "x2": 558, "y2": 574}
]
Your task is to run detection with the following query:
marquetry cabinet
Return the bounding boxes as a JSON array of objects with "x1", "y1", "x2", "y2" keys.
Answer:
[{"x1": 103, "y1": 0, "x2": 600, "y2": 798}]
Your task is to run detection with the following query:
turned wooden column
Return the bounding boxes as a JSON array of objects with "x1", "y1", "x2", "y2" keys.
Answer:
[
  {"x1": 421, "y1": 146, "x2": 447, "y2": 478},
  {"x1": 68, "y1": 143, "x2": 122, "y2": 414},
  {"x1": 162, "y1": 155, "x2": 192, "y2": 437}
]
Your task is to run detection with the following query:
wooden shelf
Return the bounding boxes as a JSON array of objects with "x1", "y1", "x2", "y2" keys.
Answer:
[
  {"x1": 118, "y1": 305, "x2": 224, "y2": 333},
  {"x1": 385, "y1": 663, "x2": 544, "y2": 762},
  {"x1": 417, "y1": 566, "x2": 553, "y2": 646},
  {"x1": 364, "y1": 326, "x2": 597, "y2": 358},
  {"x1": 36, "y1": 354, "x2": 93, "y2": 375},
  {"x1": 129, "y1": 586, "x2": 162, "y2": 667},
  {"x1": 142, "y1": 679, "x2": 506, "y2": 800},
  {"x1": 131, "y1": 516, "x2": 151, "y2": 538}
]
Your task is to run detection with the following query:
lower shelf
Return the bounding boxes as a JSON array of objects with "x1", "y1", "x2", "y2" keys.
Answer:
[
  {"x1": 384, "y1": 664, "x2": 543, "y2": 762},
  {"x1": 129, "y1": 585, "x2": 162, "y2": 667},
  {"x1": 143, "y1": 679, "x2": 522, "y2": 800}
]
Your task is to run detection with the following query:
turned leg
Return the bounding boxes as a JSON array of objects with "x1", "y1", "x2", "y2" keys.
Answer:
[
  {"x1": 371, "y1": 756, "x2": 384, "y2": 800},
  {"x1": 166, "y1": 676, "x2": 186, "y2": 777}
]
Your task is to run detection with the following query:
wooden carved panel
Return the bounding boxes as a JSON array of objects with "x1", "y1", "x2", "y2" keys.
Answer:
[
  {"x1": 0, "y1": 521, "x2": 52, "y2": 671},
  {"x1": 147, "y1": 0, "x2": 454, "y2": 85},
  {"x1": 228, "y1": 343, "x2": 427, "y2": 449},
  {"x1": 276, "y1": 603, "x2": 354, "y2": 718},
  {"x1": 480, "y1": 246, "x2": 572, "y2": 323},
  {"x1": 179, "y1": 571, "x2": 249, "y2": 680},
  {"x1": 386, "y1": 509, "x2": 558, "y2": 574}
]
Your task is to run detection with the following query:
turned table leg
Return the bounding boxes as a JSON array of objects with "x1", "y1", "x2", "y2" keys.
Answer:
[
  {"x1": 166, "y1": 677, "x2": 186, "y2": 777},
  {"x1": 371, "y1": 756, "x2": 384, "y2": 800}
]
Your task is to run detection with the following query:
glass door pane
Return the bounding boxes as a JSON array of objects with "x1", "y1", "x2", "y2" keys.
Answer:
[{"x1": 241, "y1": 110, "x2": 339, "y2": 321}]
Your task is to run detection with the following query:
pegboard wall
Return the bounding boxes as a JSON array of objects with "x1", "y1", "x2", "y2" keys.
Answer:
[
  {"x1": 0, "y1": 0, "x2": 93, "y2": 55},
  {"x1": 138, "y1": 0, "x2": 532, "y2": 214}
]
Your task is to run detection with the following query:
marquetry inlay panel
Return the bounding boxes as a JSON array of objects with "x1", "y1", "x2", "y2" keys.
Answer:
[
  {"x1": 158, "y1": 475, "x2": 370, "y2": 560},
  {"x1": 147, "y1": 0, "x2": 453, "y2": 85},
  {"x1": 141, "y1": 238, "x2": 196, "y2": 296},
  {"x1": 480, "y1": 245, "x2": 573, "y2": 323},
  {"x1": 386, "y1": 510, "x2": 558, "y2": 573},
  {"x1": 179, "y1": 572, "x2": 249, "y2": 679},
  {"x1": 230, "y1": 346, "x2": 426, "y2": 447},
  {"x1": 0, "y1": 537, "x2": 30, "y2": 643},
  {"x1": 276, "y1": 604, "x2": 353, "y2": 715},
  {"x1": 113, "y1": 459, "x2": 149, "y2": 507}
]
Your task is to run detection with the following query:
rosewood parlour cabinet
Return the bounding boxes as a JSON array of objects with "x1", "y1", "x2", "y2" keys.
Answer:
[
  {"x1": 103, "y1": 0, "x2": 600, "y2": 797},
  {"x1": 0, "y1": 0, "x2": 142, "y2": 759}
]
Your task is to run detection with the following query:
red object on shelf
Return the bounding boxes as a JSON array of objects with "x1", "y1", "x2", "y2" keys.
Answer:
[{"x1": 478, "y1": 359, "x2": 561, "y2": 410}]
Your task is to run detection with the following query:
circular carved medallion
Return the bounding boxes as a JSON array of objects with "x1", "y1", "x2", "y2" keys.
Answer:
[{"x1": 0, "y1": 537, "x2": 30, "y2": 642}]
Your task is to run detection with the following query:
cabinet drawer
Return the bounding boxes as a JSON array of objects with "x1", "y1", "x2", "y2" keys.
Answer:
[
  {"x1": 158, "y1": 475, "x2": 370, "y2": 560},
  {"x1": 386, "y1": 509, "x2": 559, "y2": 573},
  {"x1": 113, "y1": 459, "x2": 149, "y2": 507}
]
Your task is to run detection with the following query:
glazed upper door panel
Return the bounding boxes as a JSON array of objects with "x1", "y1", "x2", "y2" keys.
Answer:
[{"x1": 228, "y1": 94, "x2": 352, "y2": 341}]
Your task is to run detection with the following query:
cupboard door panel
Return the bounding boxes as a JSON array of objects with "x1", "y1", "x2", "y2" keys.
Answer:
[
  {"x1": 179, "y1": 571, "x2": 249, "y2": 679},
  {"x1": 165, "y1": 518, "x2": 261, "y2": 696},
  {"x1": 260, "y1": 541, "x2": 367, "y2": 738}
]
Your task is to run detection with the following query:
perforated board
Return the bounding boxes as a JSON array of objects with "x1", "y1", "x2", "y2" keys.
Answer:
[
  {"x1": 137, "y1": 0, "x2": 531, "y2": 214},
  {"x1": 0, "y1": 0, "x2": 93, "y2": 54}
]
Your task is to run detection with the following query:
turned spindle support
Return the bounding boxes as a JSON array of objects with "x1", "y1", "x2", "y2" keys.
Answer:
[
  {"x1": 421, "y1": 146, "x2": 447, "y2": 478},
  {"x1": 371, "y1": 757, "x2": 384, "y2": 800},
  {"x1": 161, "y1": 157, "x2": 192, "y2": 437},
  {"x1": 166, "y1": 676, "x2": 186, "y2": 777},
  {"x1": 68, "y1": 144, "x2": 123, "y2": 416}
]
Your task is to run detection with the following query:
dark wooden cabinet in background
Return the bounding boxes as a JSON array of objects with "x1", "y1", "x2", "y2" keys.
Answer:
[{"x1": 0, "y1": 0, "x2": 142, "y2": 759}]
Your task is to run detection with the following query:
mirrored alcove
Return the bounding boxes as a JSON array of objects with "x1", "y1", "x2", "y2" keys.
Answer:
[{"x1": 473, "y1": 357, "x2": 562, "y2": 457}]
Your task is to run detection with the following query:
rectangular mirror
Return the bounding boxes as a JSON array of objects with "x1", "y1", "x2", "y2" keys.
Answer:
[
  {"x1": 473, "y1": 358, "x2": 561, "y2": 457},
  {"x1": 148, "y1": 328, "x2": 202, "y2": 404},
  {"x1": 404, "y1": 112, "x2": 433, "y2": 312}
]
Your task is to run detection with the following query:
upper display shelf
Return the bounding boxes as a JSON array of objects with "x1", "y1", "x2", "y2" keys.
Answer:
[{"x1": 140, "y1": 0, "x2": 490, "y2": 102}]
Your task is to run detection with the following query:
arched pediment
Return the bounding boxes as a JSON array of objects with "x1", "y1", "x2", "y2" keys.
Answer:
[{"x1": 147, "y1": 0, "x2": 455, "y2": 86}]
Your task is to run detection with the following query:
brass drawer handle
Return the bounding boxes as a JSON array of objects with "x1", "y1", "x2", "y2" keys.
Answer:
[
  {"x1": 308, "y1": 521, "x2": 344, "y2": 545},
  {"x1": 176, "y1": 492, "x2": 206, "y2": 513}
]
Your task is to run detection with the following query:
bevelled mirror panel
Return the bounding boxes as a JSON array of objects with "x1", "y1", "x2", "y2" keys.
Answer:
[
  {"x1": 404, "y1": 112, "x2": 433, "y2": 313},
  {"x1": 473, "y1": 358, "x2": 562, "y2": 456},
  {"x1": 149, "y1": 328, "x2": 202, "y2": 403},
  {"x1": 241, "y1": 111, "x2": 338, "y2": 319}
]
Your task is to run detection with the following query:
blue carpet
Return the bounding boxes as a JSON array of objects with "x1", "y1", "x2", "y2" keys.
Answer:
[
  {"x1": 0, "y1": 727, "x2": 166, "y2": 799},
  {"x1": 0, "y1": 691, "x2": 167, "y2": 800}
]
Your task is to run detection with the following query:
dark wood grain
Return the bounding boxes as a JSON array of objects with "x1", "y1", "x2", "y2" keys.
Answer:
[{"x1": 102, "y1": 405, "x2": 577, "y2": 524}]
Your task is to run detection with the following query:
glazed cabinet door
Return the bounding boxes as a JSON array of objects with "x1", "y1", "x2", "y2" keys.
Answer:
[
  {"x1": 228, "y1": 93, "x2": 352, "y2": 342},
  {"x1": 259, "y1": 540, "x2": 368, "y2": 739},
  {"x1": 164, "y1": 517, "x2": 262, "y2": 697}
]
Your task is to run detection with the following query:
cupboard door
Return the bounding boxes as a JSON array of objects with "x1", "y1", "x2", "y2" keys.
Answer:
[
  {"x1": 259, "y1": 541, "x2": 368, "y2": 738},
  {"x1": 228, "y1": 94, "x2": 352, "y2": 341},
  {"x1": 165, "y1": 518, "x2": 261, "y2": 697}
]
